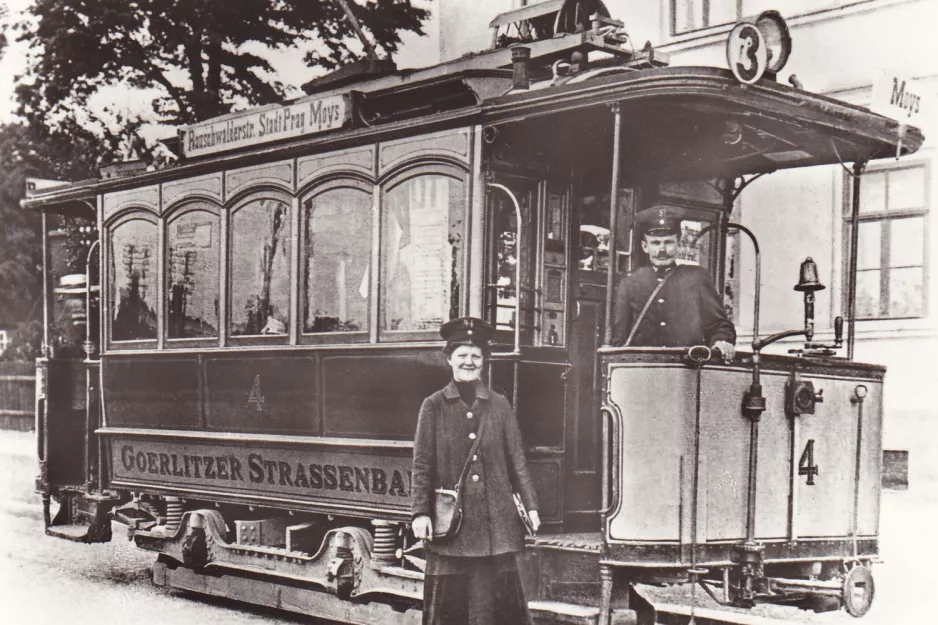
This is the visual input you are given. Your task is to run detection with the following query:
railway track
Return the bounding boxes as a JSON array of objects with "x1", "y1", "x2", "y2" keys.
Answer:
[
  {"x1": 656, "y1": 603, "x2": 803, "y2": 625},
  {"x1": 528, "y1": 599, "x2": 808, "y2": 625}
]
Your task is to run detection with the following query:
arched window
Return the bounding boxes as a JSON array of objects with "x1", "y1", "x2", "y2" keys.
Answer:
[
  {"x1": 109, "y1": 213, "x2": 158, "y2": 341},
  {"x1": 229, "y1": 195, "x2": 291, "y2": 336},
  {"x1": 381, "y1": 170, "x2": 466, "y2": 336},
  {"x1": 166, "y1": 205, "x2": 220, "y2": 339},
  {"x1": 303, "y1": 181, "x2": 373, "y2": 336}
]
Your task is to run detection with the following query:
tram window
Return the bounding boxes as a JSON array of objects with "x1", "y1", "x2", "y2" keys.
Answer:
[
  {"x1": 381, "y1": 174, "x2": 465, "y2": 335},
  {"x1": 577, "y1": 191, "x2": 632, "y2": 273},
  {"x1": 109, "y1": 215, "x2": 158, "y2": 341},
  {"x1": 676, "y1": 219, "x2": 713, "y2": 268},
  {"x1": 167, "y1": 208, "x2": 219, "y2": 338},
  {"x1": 304, "y1": 185, "x2": 372, "y2": 334},
  {"x1": 487, "y1": 179, "x2": 536, "y2": 342},
  {"x1": 230, "y1": 197, "x2": 290, "y2": 336}
]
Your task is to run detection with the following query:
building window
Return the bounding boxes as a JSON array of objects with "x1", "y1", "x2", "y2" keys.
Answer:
[
  {"x1": 846, "y1": 165, "x2": 928, "y2": 320},
  {"x1": 672, "y1": 0, "x2": 738, "y2": 34},
  {"x1": 670, "y1": 1, "x2": 854, "y2": 35},
  {"x1": 229, "y1": 196, "x2": 291, "y2": 336}
]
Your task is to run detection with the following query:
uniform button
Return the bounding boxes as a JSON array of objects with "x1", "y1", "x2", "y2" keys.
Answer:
[
  {"x1": 660, "y1": 321, "x2": 667, "y2": 326},
  {"x1": 469, "y1": 433, "x2": 477, "y2": 440},
  {"x1": 657, "y1": 278, "x2": 663, "y2": 282},
  {"x1": 472, "y1": 455, "x2": 478, "y2": 461},
  {"x1": 466, "y1": 411, "x2": 473, "y2": 419},
  {"x1": 471, "y1": 475, "x2": 480, "y2": 482},
  {"x1": 658, "y1": 298, "x2": 665, "y2": 304}
]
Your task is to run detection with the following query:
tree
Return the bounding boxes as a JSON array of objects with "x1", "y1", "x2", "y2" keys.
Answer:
[
  {"x1": 0, "y1": 121, "x2": 115, "y2": 359},
  {"x1": 15, "y1": 0, "x2": 431, "y2": 127},
  {"x1": 0, "y1": 4, "x2": 9, "y2": 57}
]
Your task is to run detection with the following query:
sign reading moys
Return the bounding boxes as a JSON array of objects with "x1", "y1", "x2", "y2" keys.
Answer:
[
  {"x1": 181, "y1": 94, "x2": 350, "y2": 158},
  {"x1": 871, "y1": 69, "x2": 927, "y2": 127}
]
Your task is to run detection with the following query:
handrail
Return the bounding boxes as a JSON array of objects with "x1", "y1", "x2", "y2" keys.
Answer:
[
  {"x1": 603, "y1": 103, "x2": 623, "y2": 346},
  {"x1": 84, "y1": 239, "x2": 100, "y2": 362},
  {"x1": 599, "y1": 405, "x2": 621, "y2": 518},
  {"x1": 486, "y1": 182, "x2": 523, "y2": 355}
]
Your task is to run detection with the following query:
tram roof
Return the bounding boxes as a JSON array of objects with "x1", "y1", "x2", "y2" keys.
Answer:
[
  {"x1": 22, "y1": 64, "x2": 923, "y2": 211},
  {"x1": 482, "y1": 66, "x2": 923, "y2": 178}
]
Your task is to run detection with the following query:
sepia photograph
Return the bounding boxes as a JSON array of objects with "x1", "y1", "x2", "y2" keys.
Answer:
[{"x1": 1, "y1": 1, "x2": 935, "y2": 624}]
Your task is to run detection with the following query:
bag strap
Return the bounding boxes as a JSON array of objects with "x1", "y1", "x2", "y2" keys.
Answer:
[
  {"x1": 625, "y1": 265, "x2": 679, "y2": 347},
  {"x1": 454, "y1": 403, "x2": 486, "y2": 491}
]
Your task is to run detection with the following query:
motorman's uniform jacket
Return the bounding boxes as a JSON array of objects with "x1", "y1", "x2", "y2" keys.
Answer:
[
  {"x1": 613, "y1": 264, "x2": 736, "y2": 347},
  {"x1": 411, "y1": 380, "x2": 538, "y2": 558}
]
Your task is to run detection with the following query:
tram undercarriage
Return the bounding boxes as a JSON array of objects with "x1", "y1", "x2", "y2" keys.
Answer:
[{"x1": 90, "y1": 495, "x2": 875, "y2": 624}]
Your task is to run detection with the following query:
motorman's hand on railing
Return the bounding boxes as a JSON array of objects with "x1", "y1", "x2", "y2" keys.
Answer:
[
  {"x1": 711, "y1": 340, "x2": 736, "y2": 364},
  {"x1": 412, "y1": 515, "x2": 433, "y2": 541}
]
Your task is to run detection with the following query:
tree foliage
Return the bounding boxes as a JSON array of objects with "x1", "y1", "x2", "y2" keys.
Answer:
[
  {"x1": 16, "y1": 0, "x2": 431, "y2": 126},
  {"x1": 0, "y1": 121, "x2": 113, "y2": 358}
]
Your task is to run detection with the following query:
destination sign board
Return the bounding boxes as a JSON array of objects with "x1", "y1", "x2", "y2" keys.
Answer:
[
  {"x1": 871, "y1": 69, "x2": 926, "y2": 126},
  {"x1": 180, "y1": 94, "x2": 350, "y2": 158},
  {"x1": 110, "y1": 437, "x2": 412, "y2": 509}
]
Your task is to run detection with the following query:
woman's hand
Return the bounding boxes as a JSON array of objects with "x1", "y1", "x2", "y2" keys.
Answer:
[
  {"x1": 412, "y1": 515, "x2": 433, "y2": 541},
  {"x1": 528, "y1": 510, "x2": 541, "y2": 533}
]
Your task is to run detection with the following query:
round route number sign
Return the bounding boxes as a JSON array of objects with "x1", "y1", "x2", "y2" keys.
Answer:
[{"x1": 727, "y1": 23, "x2": 768, "y2": 85}]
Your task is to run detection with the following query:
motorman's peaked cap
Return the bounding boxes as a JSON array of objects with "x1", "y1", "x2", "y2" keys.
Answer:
[
  {"x1": 440, "y1": 316, "x2": 495, "y2": 345},
  {"x1": 638, "y1": 205, "x2": 681, "y2": 237}
]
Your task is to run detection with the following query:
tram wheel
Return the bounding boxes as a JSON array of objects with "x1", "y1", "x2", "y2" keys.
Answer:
[{"x1": 842, "y1": 564, "x2": 875, "y2": 617}]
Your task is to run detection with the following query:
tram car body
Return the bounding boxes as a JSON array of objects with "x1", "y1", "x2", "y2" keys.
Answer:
[{"x1": 25, "y1": 3, "x2": 922, "y2": 624}]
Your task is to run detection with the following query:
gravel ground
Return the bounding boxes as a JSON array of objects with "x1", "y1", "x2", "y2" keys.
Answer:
[{"x1": 0, "y1": 430, "x2": 320, "y2": 625}]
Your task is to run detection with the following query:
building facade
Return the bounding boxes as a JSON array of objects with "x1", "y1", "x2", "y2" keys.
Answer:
[{"x1": 416, "y1": 0, "x2": 938, "y2": 487}]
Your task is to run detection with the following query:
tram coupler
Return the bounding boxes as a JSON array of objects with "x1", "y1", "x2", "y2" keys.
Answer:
[{"x1": 112, "y1": 499, "x2": 164, "y2": 538}]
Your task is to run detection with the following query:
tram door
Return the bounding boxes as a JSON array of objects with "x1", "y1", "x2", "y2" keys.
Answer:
[
  {"x1": 563, "y1": 187, "x2": 636, "y2": 530},
  {"x1": 565, "y1": 273, "x2": 605, "y2": 531},
  {"x1": 485, "y1": 165, "x2": 573, "y2": 531}
]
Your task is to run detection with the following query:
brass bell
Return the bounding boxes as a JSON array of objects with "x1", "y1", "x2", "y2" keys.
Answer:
[{"x1": 794, "y1": 257, "x2": 825, "y2": 292}]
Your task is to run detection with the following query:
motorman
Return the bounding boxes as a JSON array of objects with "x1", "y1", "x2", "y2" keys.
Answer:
[{"x1": 611, "y1": 206, "x2": 736, "y2": 362}]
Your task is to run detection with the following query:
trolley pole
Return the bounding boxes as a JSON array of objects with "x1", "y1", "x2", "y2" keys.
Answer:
[{"x1": 603, "y1": 103, "x2": 622, "y2": 346}]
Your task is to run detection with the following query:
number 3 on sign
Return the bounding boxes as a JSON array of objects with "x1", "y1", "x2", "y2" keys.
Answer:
[
  {"x1": 798, "y1": 439, "x2": 819, "y2": 485},
  {"x1": 726, "y1": 23, "x2": 768, "y2": 85},
  {"x1": 248, "y1": 375, "x2": 265, "y2": 412}
]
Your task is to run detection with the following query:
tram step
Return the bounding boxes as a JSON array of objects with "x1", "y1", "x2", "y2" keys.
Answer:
[{"x1": 46, "y1": 523, "x2": 107, "y2": 543}]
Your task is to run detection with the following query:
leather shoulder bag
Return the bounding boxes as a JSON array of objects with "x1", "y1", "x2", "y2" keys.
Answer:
[{"x1": 431, "y1": 414, "x2": 485, "y2": 542}]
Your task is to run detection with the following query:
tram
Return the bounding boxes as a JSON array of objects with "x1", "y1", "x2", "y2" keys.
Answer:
[{"x1": 24, "y1": 3, "x2": 923, "y2": 624}]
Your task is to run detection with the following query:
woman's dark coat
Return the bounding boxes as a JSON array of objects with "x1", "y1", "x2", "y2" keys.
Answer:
[{"x1": 411, "y1": 380, "x2": 538, "y2": 557}]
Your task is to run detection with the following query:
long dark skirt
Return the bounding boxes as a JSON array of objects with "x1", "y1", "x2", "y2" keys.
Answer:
[{"x1": 423, "y1": 552, "x2": 531, "y2": 625}]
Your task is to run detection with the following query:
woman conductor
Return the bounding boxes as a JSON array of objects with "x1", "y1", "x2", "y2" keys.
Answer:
[{"x1": 411, "y1": 317, "x2": 541, "y2": 625}]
